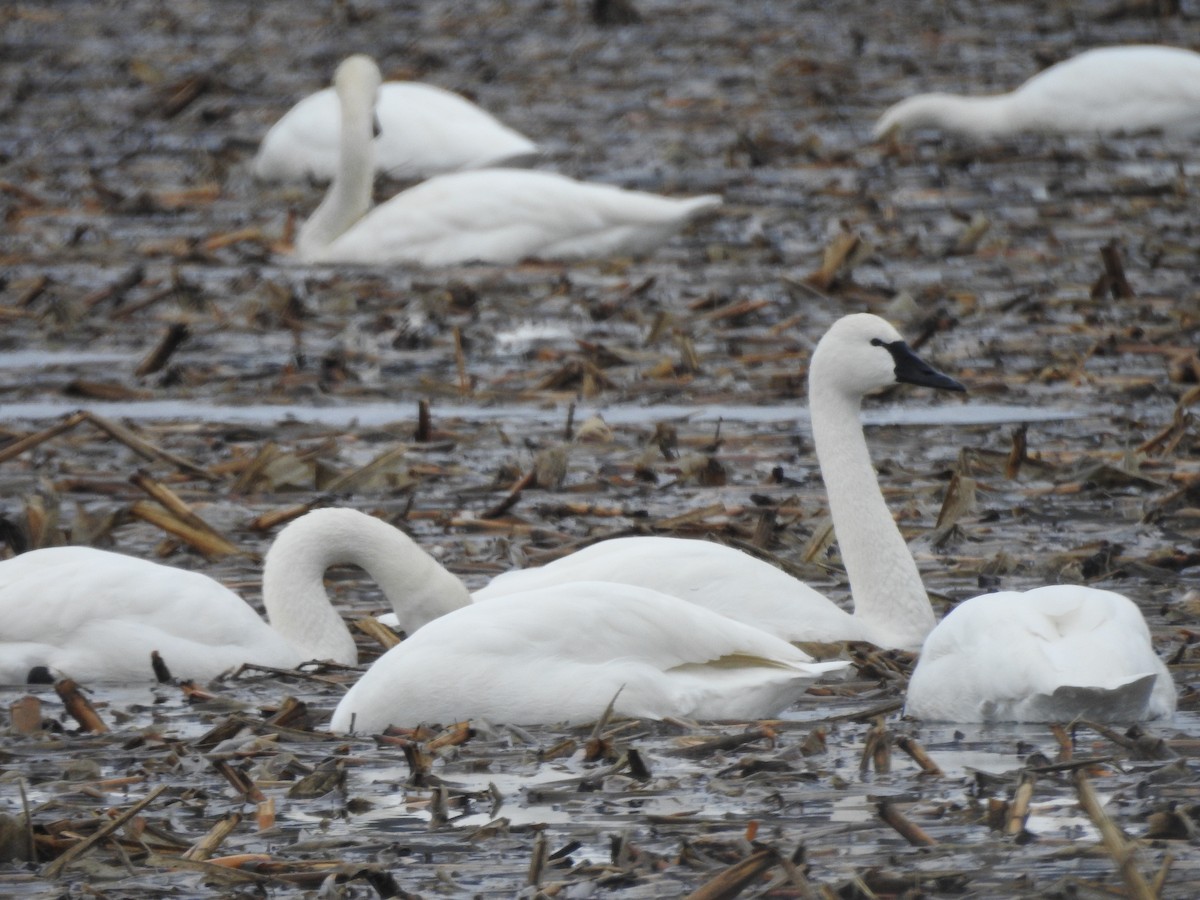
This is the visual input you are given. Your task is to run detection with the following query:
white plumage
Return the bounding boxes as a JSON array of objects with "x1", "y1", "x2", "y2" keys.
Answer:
[
  {"x1": 476, "y1": 314, "x2": 965, "y2": 652},
  {"x1": 254, "y1": 80, "x2": 538, "y2": 182},
  {"x1": 906, "y1": 586, "x2": 1175, "y2": 723},
  {"x1": 874, "y1": 45, "x2": 1200, "y2": 140},
  {"x1": 0, "y1": 508, "x2": 468, "y2": 683},
  {"x1": 330, "y1": 582, "x2": 847, "y2": 731},
  {"x1": 293, "y1": 55, "x2": 721, "y2": 266}
]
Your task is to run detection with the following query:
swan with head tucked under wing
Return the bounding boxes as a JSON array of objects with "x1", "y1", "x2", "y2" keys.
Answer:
[
  {"x1": 329, "y1": 581, "x2": 847, "y2": 732},
  {"x1": 254, "y1": 78, "x2": 538, "y2": 183},
  {"x1": 874, "y1": 44, "x2": 1200, "y2": 141},
  {"x1": 0, "y1": 508, "x2": 469, "y2": 683},
  {"x1": 293, "y1": 55, "x2": 721, "y2": 266},
  {"x1": 906, "y1": 585, "x2": 1175, "y2": 724}
]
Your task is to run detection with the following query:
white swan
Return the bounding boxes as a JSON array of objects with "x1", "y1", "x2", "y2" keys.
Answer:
[
  {"x1": 475, "y1": 313, "x2": 964, "y2": 651},
  {"x1": 906, "y1": 587, "x2": 1175, "y2": 723},
  {"x1": 0, "y1": 508, "x2": 469, "y2": 683},
  {"x1": 330, "y1": 582, "x2": 847, "y2": 731},
  {"x1": 874, "y1": 45, "x2": 1200, "y2": 140},
  {"x1": 294, "y1": 55, "x2": 721, "y2": 266},
  {"x1": 253, "y1": 80, "x2": 538, "y2": 183}
]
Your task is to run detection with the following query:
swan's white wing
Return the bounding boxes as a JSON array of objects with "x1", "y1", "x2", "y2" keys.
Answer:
[
  {"x1": 473, "y1": 536, "x2": 865, "y2": 644},
  {"x1": 332, "y1": 582, "x2": 846, "y2": 732},
  {"x1": 906, "y1": 586, "x2": 1174, "y2": 722},
  {"x1": 0, "y1": 547, "x2": 298, "y2": 682},
  {"x1": 254, "y1": 83, "x2": 537, "y2": 182},
  {"x1": 253, "y1": 88, "x2": 342, "y2": 181},
  {"x1": 320, "y1": 169, "x2": 721, "y2": 265},
  {"x1": 374, "y1": 83, "x2": 537, "y2": 177}
]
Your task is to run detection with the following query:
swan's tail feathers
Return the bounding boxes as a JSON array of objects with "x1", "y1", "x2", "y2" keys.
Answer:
[{"x1": 1028, "y1": 673, "x2": 1160, "y2": 723}]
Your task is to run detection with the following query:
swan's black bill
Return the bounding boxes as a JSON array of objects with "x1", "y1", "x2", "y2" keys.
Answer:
[{"x1": 886, "y1": 341, "x2": 966, "y2": 392}]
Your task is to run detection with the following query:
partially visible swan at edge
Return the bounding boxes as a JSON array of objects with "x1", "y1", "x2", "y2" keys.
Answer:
[
  {"x1": 294, "y1": 55, "x2": 722, "y2": 266},
  {"x1": 0, "y1": 508, "x2": 469, "y2": 683},
  {"x1": 330, "y1": 581, "x2": 848, "y2": 731},
  {"x1": 874, "y1": 45, "x2": 1200, "y2": 140},
  {"x1": 906, "y1": 586, "x2": 1175, "y2": 723},
  {"x1": 253, "y1": 79, "x2": 538, "y2": 183},
  {"x1": 475, "y1": 313, "x2": 965, "y2": 651}
]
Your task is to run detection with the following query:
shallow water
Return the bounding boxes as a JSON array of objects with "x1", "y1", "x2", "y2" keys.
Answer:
[{"x1": 2, "y1": 0, "x2": 1200, "y2": 896}]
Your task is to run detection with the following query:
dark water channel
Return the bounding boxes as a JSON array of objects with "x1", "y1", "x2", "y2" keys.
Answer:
[{"x1": 2, "y1": 0, "x2": 1200, "y2": 896}]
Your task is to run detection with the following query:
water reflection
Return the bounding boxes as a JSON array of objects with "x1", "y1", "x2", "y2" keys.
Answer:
[{"x1": 0, "y1": 398, "x2": 1089, "y2": 429}]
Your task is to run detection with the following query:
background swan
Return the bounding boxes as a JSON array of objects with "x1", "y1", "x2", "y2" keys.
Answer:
[
  {"x1": 254, "y1": 80, "x2": 538, "y2": 182},
  {"x1": 0, "y1": 508, "x2": 468, "y2": 683},
  {"x1": 331, "y1": 581, "x2": 847, "y2": 731},
  {"x1": 874, "y1": 45, "x2": 1200, "y2": 140},
  {"x1": 294, "y1": 55, "x2": 722, "y2": 266},
  {"x1": 476, "y1": 313, "x2": 964, "y2": 651},
  {"x1": 906, "y1": 586, "x2": 1175, "y2": 723}
]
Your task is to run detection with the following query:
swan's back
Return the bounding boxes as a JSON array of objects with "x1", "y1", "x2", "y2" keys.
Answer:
[
  {"x1": 0, "y1": 547, "x2": 300, "y2": 682},
  {"x1": 906, "y1": 585, "x2": 1175, "y2": 722},
  {"x1": 330, "y1": 582, "x2": 846, "y2": 731},
  {"x1": 1013, "y1": 45, "x2": 1200, "y2": 134},
  {"x1": 312, "y1": 169, "x2": 722, "y2": 266},
  {"x1": 473, "y1": 536, "x2": 865, "y2": 643},
  {"x1": 254, "y1": 82, "x2": 537, "y2": 182}
]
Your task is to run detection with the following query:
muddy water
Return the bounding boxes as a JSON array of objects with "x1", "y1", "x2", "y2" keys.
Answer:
[{"x1": 2, "y1": 0, "x2": 1199, "y2": 896}]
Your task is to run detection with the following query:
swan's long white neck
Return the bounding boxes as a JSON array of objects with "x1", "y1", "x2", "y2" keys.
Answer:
[
  {"x1": 886, "y1": 92, "x2": 1017, "y2": 139},
  {"x1": 261, "y1": 509, "x2": 471, "y2": 664},
  {"x1": 808, "y1": 377, "x2": 936, "y2": 650},
  {"x1": 295, "y1": 73, "x2": 377, "y2": 257}
]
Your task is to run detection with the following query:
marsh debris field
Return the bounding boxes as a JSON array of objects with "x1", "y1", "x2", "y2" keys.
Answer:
[{"x1": 2, "y1": 0, "x2": 1200, "y2": 896}]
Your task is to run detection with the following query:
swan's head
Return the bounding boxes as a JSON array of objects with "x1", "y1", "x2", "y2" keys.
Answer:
[
  {"x1": 810, "y1": 313, "x2": 965, "y2": 399},
  {"x1": 873, "y1": 93, "x2": 970, "y2": 139},
  {"x1": 333, "y1": 54, "x2": 383, "y2": 108}
]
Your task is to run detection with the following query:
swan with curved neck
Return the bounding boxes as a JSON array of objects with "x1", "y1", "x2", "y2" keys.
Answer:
[
  {"x1": 0, "y1": 508, "x2": 468, "y2": 683},
  {"x1": 330, "y1": 581, "x2": 847, "y2": 731},
  {"x1": 874, "y1": 45, "x2": 1200, "y2": 140},
  {"x1": 254, "y1": 79, "x2": 537, "y2": 183},
  {"x1": 294, "y1": 55, "x2": 721, "y2": 266},
  {"x1": 476, "y1": 313, "x2": 962, "y2": 651}
]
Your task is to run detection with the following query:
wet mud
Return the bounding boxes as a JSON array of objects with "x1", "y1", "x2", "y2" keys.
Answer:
[{"x1": 1, "y1": 0, "x2": 1200, "y2": 896}]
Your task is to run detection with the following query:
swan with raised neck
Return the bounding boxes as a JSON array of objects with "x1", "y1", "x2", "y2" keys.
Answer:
[
  {"x1": 294, "y1": 55, "x2": 380, "y2": 259},
  {"x1": 0, "y1": 507, "x2": 470, "y2": 683},
  {"x1": 806, "y1": 313, "x2": 960, "y2": 648},
  {"x1": 474, "y1": 313, "x2": 964, "y2": 651},
  {"x1": 293, "y1": 54, "x2": 722, "y2": 266}
]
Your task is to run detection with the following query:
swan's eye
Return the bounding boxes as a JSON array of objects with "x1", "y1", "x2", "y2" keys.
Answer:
[{"x1": 870, "y1": 338, "x2": 885, "y2": 347}]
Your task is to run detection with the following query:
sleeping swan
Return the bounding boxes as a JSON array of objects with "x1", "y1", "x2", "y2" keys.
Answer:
[
  {"x1": 906, "y1": 586, "x2": 1175, "y2": 723},
  {"x1": 330, "y1": 582, "x2": 847, "y2": 731},
  {"x1": 874, "y1": 45, "x2": 1200, "y2": 140},
  {"x1": 0, "y1": 508, "x2": 468, "y2": 683},
  {"x1": 474, "y1": 313, "x2": 965, "y2": 651},
  {"x1": 293, "y1": 55, "x2": 722, "y2": 266},
  {"x1": 254, "y1": 78, "x2": 537, "y2": 183}
]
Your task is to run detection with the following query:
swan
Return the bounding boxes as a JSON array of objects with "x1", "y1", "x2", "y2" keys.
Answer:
[
  {"x1": 0, "y1": 508, "x2": 469, "y2": 683},
  {"x1": 474, "y1": 313, "x2": 965, "y2": 651},
  {"x1": 874, "y1": 45, "x2": 1200, "y2": 140},
  {"x1": 330, "y1": 581, "x2": 848, "y2": 731},
  {"x1": 906, "y1": 586, "x2": 1175, "y2": 723},
  {"x1": 293, "y1": 55, "x2": 722, "y2": 266},
  {"x1": 253, "y1": 79, "x2": 538, "y2": 183}
]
